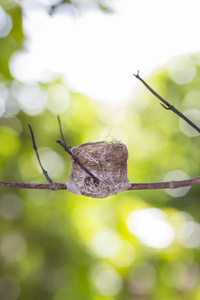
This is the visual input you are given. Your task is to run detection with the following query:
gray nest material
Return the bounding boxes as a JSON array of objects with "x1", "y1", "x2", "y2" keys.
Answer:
[{"x1": 67, "y1": 141, "x2": 131, "y2": 198}]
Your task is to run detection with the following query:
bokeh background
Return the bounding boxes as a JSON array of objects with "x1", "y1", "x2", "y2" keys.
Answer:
[{"x1": 1, "y1": 1, "x2": 200, "y2": 299}]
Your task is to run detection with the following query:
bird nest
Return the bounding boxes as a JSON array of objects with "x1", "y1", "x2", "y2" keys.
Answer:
[{"x1": 67, "y1": 141, "x2": 131, "y2": 198}]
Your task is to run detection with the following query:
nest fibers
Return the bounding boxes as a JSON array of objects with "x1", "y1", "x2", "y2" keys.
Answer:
[{"x1": 67, "y1": 141, "x2": 131, "y2": 198}]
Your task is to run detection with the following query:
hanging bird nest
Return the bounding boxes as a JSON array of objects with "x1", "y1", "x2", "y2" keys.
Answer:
[{"x1": 67, "y1": 141, "x2": 131, "y2": 198}]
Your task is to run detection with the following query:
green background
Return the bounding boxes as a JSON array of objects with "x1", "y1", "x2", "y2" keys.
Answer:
[{"x1": 0, "y1": 1, "x2": 200, "y2": 299}]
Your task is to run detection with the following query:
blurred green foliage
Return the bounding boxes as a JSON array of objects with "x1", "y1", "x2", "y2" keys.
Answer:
[
  {"x1": 1, "y1": 2, "x2": 200, "y2": 300},
  {"x1": 49, "y1": 0, "x2": 114, "y2": 15}
]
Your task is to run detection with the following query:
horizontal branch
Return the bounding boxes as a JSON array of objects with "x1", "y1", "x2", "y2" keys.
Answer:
[
  {"x1": 0, "y1": 176, "x2": 200, "y2": 194},
  {"x1": 0, "y1": 181, "x2": 67, "y2": 191},
  {"x1": 129, "y1": 176, "x2": 200, "y2": 190}
]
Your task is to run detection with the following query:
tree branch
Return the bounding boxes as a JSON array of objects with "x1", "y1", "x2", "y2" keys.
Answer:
[
  {"x1": 0, "y1": 181, "x2": 67, "y2": 190},
  {"x1": 129, "y1": 176, "x2": 200, "y2": 190},
  {"x1": 133, "y1": 71, "x2": 200, "y2": 134},
  {"x1": 0, "y1": 176, "x2": 200, "y2": 191}
]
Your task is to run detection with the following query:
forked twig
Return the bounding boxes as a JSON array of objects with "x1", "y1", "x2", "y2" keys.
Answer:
[
  {"x1": 133, "y1": 71, "x2": 200, "y2": 134},
  {"x1": 56, "y1": 140, "x2": 100, "y2": 184},
  {"x1": 28, "y1": 117, "x2": 99, "y2": 186},
  {"x1": 56, "y1": 116, "x2": 99, "y2": 184}
]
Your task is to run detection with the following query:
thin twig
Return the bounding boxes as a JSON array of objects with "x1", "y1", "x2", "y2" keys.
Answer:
[
  {"x1": 27, "y1": 124, "x2": 53, "y2": 183},
  {"x1": 57, "y1": 115, "x2": 68, "y2": 147},
  {"x1": 57, "y1": 117, "x2": 99, "y2": 184},
  {"x1": 133, "y1": 71, "x2": 200, "y2": 134},
  {"x1": 56, "y1": 140, "x2": 100, "y2": 184}
]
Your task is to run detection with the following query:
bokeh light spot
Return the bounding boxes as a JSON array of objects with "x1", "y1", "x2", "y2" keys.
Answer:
[
  {"x1": 15, "y1": 83, "x2": 46, "y2": 115},
  {"x1": 32, "y1": 147, "x2": 65, "y2": 179},
  {"x1": 91, "y1": 264, "x2": 122, "y2": 296},
  {"x1": 46, "y1": 84, "x2": 71, "y2": 114},
  {"x1": 128, "y1": 263, "x2": 156, "y2": 295},
  {"x1": 183, "y1": 89, "x2": 200, "y2": 110},
  {"x1": 172, "y1": 262, "x2": 199, "y2": 290},
  {"x1": 0, "y1": 276, "x2": 21, "y2": 300},
  {"x1": 164, "y1": 170, "x2": 190, "y2": 197},
  {"x1": 34, "y1": 0, "x2": 62, "y2": 6},
  {"x1": 9, "y1": 51, "x2": 56, "y2": 83},
  {"x1": 179, "y1": 109, "x2": 200, "y2": 137},
  {"x1": 0, "y1": 95, "x2": 6, "y2": 117},
  {"x1": 170, "y1": 210, "x2": 193, "y2": 230},
  {"x1": 92, "y1": 229, "x2": 121, "y2": 258},
  {"x1": 97, "y1": 106, "x2": 125, "y2": 125},
  {"x1": 168, "y1": 56, "x2": 196, "y2": 84},
  {"x1": 0, "y1": 232, "x2": 27, "y2": 262},
  {"x1": 0, "y1": 7, "x2": 13, "y2": 38},
  {"x1": 109, "y1": 240, "x2": 135, "y2": 268},
  {"x1": 0, "y1": 83, "x2": 9, "y2": 117},
  {"x1": 177, "y1": 221, "x2": 200, "y2": 248},
  {"x1": 127, "y1": 208, "x2": 174, "y2": 249},
  {"x1": 0, "y1": 193, "x2": 23, "y2": 220}
]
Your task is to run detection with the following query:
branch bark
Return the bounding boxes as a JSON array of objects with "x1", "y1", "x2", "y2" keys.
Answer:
[
  {"x1": 0, "y1": 181, "x2": 67, "y2": 190},
  {"x1": 0, "y1": 176, "x2": 200, "y2": 191},
  {"x1": 129, "y1": 176, "x2": 200, "y2": 190}
]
